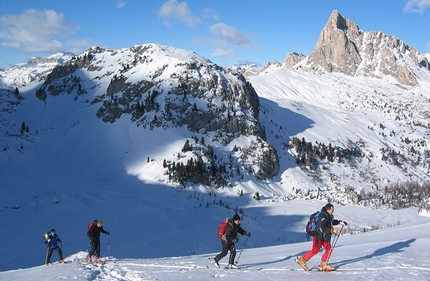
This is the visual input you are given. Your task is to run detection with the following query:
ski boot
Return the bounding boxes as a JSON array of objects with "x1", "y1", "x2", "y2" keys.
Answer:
[
  {"x1": 320, "y1": 261, "x2": 335, "y2": 271},
  {"x1": 59, "y1": 260, "x2": 65, "y2": 264},
  {"x1": 295, "y1": 256, "x2": 308, "y2": 271},
  {"x1": 87, "y1": 255, "x2": 92, "y2": 263},
  {"x1": 95, "y1": 258, "x2": 102, "y2": 263},
  {"x1": 228, "y1": 264, "x2": 238, "y2": 269},
  {"x1": 210, "y1": 258, "x2": 220, "y2": 269}
]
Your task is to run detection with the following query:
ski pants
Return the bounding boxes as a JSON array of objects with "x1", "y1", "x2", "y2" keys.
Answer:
[
  {"x1": 303, "y1": 236, "x2": 332, "y2": 262},
  {"x1": 46, "y1": 246, "x2": 63, "y2": 264},
  {"x1": 214, "y1": 240, "x2": 236, "y2": 265},
  {"x1": 88, "y1": 238, "x2": 101, "y2": 258}
]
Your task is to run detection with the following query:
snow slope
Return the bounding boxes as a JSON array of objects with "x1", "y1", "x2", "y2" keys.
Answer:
[{"x1": 1, "y1": 210, "x2": 429, "y2": 280}]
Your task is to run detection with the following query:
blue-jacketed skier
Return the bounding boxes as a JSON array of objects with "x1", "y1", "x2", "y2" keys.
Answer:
[{"x1": 44, "y1": 229, "x2": 64, "y2": 265}]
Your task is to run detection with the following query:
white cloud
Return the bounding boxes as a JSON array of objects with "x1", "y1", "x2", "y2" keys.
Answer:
[
  {"x1": 202, "y1": 8, "x2": 219, "y2": 21},
  {"x1": 0, "y1": 9, "x2": 77, "y2": 53},
  {"x1": 116, "y1": 0, "x2": 127, "y2": 8},
  {"x1": 211, "y1": 47, "x2": 236, "y2": 58},
  {"x1": 209, "y1": 22, "x2": 259, "y2": 49},
  {"x1": 404, "y1": 0, "x2": 430, "y2": 13},
  {"x1": 158, "y1": 0, "x2": 201, "y2": 28}
]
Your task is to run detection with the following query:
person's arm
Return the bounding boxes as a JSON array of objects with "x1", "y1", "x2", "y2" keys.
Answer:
[{"x1": 100, "y1": 226, "x2": 110, "y2": 235}]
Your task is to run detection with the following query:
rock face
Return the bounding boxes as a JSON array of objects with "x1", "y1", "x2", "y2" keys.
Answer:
[
  {"x1": 283, "y1": 52, "x2": 305, "y2": 68},
  {"x1": 305, "y1": 10, "x2": 428, "y2": 85}
]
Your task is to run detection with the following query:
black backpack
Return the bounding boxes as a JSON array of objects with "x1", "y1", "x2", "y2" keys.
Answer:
[{"x1": 306, "y1": 211, "x2": 321, "y2": 237}]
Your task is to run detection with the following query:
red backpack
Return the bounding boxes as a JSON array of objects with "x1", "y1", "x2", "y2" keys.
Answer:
[
  {"x1": 217, "y1": 218, "x2": 229, "y2": 239},
  {"x1": 88, "y1": 219, "x2": 98, "y2": 230}
]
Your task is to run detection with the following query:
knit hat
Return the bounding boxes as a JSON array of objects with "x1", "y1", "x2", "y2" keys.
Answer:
[
  {"x1": 50, "y1": 229, "x2": 55, "y2": 233},
  {"x1": 233, "y1": 214, "x2": 241, "y2": 221}
]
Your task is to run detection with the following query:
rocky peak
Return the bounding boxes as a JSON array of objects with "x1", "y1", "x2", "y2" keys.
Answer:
[
  {"x1": 304, "y1": 10, "x2": 428, "y2": 86},
  {"x1": 283, "y1": 52, "x2": 305, "y2": 68}
]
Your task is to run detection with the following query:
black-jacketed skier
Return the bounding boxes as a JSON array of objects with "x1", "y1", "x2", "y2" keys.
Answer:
[
  {"x1": 296, "y1": 203, "x2": 347, "y2": 271},
  {"x1": 44, "y1": 229, "x2": 64, "y2": 266},
  {"x1": 210, "y1": 214, "x2": 251, "y2": 269},
  {"x1": 87, "y1": 220, "x2": 109, "y2": 263}
]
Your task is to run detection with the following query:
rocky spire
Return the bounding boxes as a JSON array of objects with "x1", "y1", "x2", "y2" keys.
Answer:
[
  {"x1": 305, "y1": 10, "x2": 427, "y2": 85},
  {"x1": 307, "y1": 10, "x2": 362, "y2": 75}
]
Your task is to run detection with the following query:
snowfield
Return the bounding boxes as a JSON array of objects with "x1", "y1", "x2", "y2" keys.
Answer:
[{"x1": 1, "y1": 212, "x2": 429, "y2": 280}]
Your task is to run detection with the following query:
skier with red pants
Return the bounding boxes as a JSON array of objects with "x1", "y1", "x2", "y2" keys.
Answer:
[{"x1": 296, "y1": 203, "x2": 347, "y2": 271}]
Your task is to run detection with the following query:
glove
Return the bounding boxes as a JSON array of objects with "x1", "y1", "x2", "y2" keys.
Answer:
[
  {"x1": 232, "y1": 237, "x2": 239, "y2": 243},
  {"x1": 246, "y1": 232, "x2": 251, "y2": 237},
  {"x1": 331, "y1": 228, "x2": 340, "y2": 233},
  {"x1": 47, "y1": 239, "x2": 51, "y2": 243},
  {"x1": 340, "y1": 220, "x2": 348, "y2": 226},
  {"x1": 107, "y1": 231, "x2": 110, "y2": 235}
]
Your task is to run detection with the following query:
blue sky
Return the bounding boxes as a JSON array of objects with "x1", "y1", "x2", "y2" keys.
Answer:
[{"x1": 0, "y1": 0, "x2": 429, "y2": 68}]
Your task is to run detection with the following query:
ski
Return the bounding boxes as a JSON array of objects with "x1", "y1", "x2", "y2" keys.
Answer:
[
  {"x1": 289, "y1": 267, "x2": 371, "y2": 272},
  {"x1": 78, "y1": 259, "x2": 106, "y2": 265}
]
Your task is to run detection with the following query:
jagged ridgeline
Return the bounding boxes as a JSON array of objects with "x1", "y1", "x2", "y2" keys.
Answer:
[{"x1": 34, "y1": 44, "x2": 280, "y2": 186}]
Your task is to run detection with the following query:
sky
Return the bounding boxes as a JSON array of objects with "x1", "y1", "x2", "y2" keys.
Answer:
[{"x1": 0, "y1": 0, "x2": 430, "y2": 69}]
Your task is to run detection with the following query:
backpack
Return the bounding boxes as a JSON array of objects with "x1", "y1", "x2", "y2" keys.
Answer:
[
  {"x1": 88, "y1": 219, "x2": 98, "y2": 230},
  {"x1": 217, "y1": 218, "x2": 229, "y2": 239},
  {"x1": 306, "y1": 211, "x2": 321, "y2": 237}
]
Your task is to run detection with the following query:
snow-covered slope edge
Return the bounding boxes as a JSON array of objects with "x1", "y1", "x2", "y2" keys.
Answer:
[{"x1": 1, "y1": 216, "x2": 429, "y2": 280}]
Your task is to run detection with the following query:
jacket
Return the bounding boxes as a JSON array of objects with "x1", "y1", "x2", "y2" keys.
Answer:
[
  {"x1": 316, "y1": 208, "x2": 341, "y2": 242},
  {"x1": 87, "y1": 225, "x2": 109, "y2": 241},
  {"x1": 45, "y1": 233, "x2": 62, "y2": 249},
  {"x1": 223, "y1": 219, "x2": 246, "y2": 243}
]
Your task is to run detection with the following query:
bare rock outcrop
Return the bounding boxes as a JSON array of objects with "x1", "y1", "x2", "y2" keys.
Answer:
[{"x1": 305, "y1": 10, "x2": 428, "y2": 86}]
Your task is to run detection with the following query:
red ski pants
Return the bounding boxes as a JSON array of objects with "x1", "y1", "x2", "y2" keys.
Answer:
[{"x1": 303, "y1": 236, "x2": 332, "y2": 262}]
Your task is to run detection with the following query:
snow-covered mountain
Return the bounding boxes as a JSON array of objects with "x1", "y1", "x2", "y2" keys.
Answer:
[{"x1": 0, "y1": 10, "x2": 429, "y2": 273}]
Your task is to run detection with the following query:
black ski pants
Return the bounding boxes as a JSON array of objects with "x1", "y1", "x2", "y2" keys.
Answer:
[
  {"x1": 88, "y1": 238, "x2": 101, "y2": 258},
  {"x1": 214, "y1": 240, "x2": 236, "y2": 265},
  {"x1": 46, "y1": 246, "x2": 63, "y2": 264}
]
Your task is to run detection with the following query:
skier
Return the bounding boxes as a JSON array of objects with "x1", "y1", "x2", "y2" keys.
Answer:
[
  {"x1": 44, "y1": 229, "x2": 64, "y2": 266},
  {"x1": 296, "y1": 203, "x2": 347, "y2": 271},
  {"x1": 210, "y1": 214, "x2": 251, "y2": 269},
  {"x1": 87, "y1": 220, "x2": 110, "y2": 263}
]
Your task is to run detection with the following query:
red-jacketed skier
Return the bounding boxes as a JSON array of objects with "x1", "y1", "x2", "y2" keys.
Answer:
[{"x1": 296, "y1": 203, "x2": 347, "y2": 271}]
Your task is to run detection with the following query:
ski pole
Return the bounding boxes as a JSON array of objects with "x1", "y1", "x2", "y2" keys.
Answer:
[
  {"x1": 326, "y1": 225, "x2": 344, "y2": 264},
  {"x1": 107, "y1": 235, "x2": 110, "y2": 255},
  {"x1": 235, "y1": 236, "x2": 249, "y2": 264}
]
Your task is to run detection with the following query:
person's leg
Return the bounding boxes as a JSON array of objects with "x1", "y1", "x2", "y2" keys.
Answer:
[
  {"x1": 95, "y1": 240, "x2": 101, "y2": 258},
  {"x1": 55, "y1": 247, "x2": 64, "y2": 261},
  {"x1": 214, "y1": 240, "x2": 230, "y2": 262},
  {"x1": 228, "y1": 243, "x2": 237, "y2": 265},
  {"x1": 303, "y1": 237, "x2": 322, "y2": 261},
  {"x1": 321, "y1": 241, "x2": 332, "y2": 262},
  {"x1": 46, "y1": 248, "x2": 53, "y2": 264}
]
